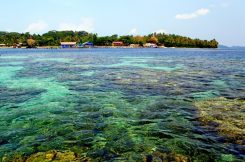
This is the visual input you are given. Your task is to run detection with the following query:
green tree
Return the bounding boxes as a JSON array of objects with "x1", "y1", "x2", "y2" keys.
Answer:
[
  {"x1": 0, "y1": 30, "x2": 219, "y2": 48},
  {"x1": 147, "y1": 36, "x2": 158, "y2": 44},
  {"x1": 27, "y1": 38, "x2": 36, "y2": 48}
]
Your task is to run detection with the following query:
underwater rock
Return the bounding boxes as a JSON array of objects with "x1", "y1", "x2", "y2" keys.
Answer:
[
  {"x1": 143, "y1": 151, "x2": 190, "y2": 162},
  {"x1": 195, "y1": 97, "x2": 245, "y2": 144}
]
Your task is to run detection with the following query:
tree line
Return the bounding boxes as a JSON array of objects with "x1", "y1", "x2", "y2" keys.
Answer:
[{"x1": 0, "y1": 30, "x2": 218, "y2": 48}]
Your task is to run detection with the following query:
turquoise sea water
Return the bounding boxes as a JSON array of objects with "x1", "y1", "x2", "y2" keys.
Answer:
[{"x1": 0, "y1": 48, "x2": 244, "y2": 161}]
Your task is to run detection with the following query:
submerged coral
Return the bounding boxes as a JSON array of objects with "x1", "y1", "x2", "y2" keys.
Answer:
[
  {"x1": 1, "y1": 49, "x2": 245, "y2": 161},
  {"x1": 195, "y1": 97, "x2": 245, "y2": 144},
  {"x1": 2, "y1": 150, "x2": 91, "y2": 162},
  {"x1": 143, "y1": 151, "x2": 190, "y2": 162}
]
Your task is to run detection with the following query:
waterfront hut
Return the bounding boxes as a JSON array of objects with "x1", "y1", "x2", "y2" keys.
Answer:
[
  {"x1": 82, "y1": 42, "x2": 94, "y2": 48},
  {"x1": 60, "y1": 42, "x2": 77, "y2": 48},
  {"x1": 112, "y1": 41, "x2": 124, "y2": 46},
  {"x1": 130, "y1": 44, "x2": 140, "y2": 48},
  {"x1": 13, "y1": 43, "x2": 22, "y2": 48},
  {"x1": 144, "y1": 43, "x2": 158, "y2": 48},
  {"x1": 0, "y1": 44, "x2": 6, "y2": 47}
]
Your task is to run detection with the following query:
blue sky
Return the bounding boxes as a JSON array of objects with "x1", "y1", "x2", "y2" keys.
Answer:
[{"x1": 1, "y1": 0, "x2": 244, "y2": 46}]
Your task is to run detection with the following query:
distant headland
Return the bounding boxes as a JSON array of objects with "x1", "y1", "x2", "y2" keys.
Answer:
[{"x1": 0, "y1": 30, "x2": 218, "y2": 49}]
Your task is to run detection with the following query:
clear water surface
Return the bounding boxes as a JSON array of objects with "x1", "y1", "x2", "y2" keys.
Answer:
[{"x1": 0, "y1": 48, "x2": 244, "y2": 161}]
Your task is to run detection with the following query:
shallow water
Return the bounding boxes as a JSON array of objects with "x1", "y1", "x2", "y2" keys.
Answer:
[{"x1": 0, "y1": 48, "x2": 244, "y2": 161}]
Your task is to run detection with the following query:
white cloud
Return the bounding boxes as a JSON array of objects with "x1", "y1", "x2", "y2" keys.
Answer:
[
  {"x1": 129, "y1": 28, "x2": 137, "y2": 35},
  {"x1": 175, "y1": 8, "x2": 210, "y2": 20},
  {"x1": 58, "y1": 17, "x2": 95, "y2": 32},
  {"x1": 24, "y1": 21, "x2": 48, "y2": 33},
  {"x1": 155, "y1": 29, "x2": 168, "y2": 34}
]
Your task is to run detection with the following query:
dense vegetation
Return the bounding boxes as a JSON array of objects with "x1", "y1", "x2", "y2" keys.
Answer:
[{"x1": 0, "y1": 30, "x2": 218, "y2": 48}]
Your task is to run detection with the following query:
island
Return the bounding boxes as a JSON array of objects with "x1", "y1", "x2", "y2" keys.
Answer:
[{"x1": 0, "y1": 30, "x2": 218, "y2": 49}]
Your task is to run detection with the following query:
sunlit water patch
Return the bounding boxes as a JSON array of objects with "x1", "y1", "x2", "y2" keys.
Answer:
[
  {"x1": 80, "y1": 71, "x2": 96, "y2": 77},
  {"x1": 0, "y1": 66, "x2": 24, "y2": 83},
  {"x1": 103, "y1": 56, "x2": 184, "y2": 71},
  {"x1": 33, "y1": 58, "x2": 74, "y2": 63},
  {"x1": 0, "y1": 56, "x2": 29, "y2": 59},
  {"x1": 0, "y1": 62, "x2": 24, "y2": 66},
  {"x1": 0, "y1": 48, "x2": 244, "y2": 161}
]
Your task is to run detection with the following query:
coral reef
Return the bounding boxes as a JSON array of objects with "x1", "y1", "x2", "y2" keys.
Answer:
[
  {"x1": 143, "y1": 151, "x2": 190, "y2": 162},
  {"x1": 2, "y1": 150, "x2": 91, "y2": 162},
  {"x1": 195, "y1": 97, "x2": 245, "y2": 144},
  {"x1": 1, "y1": 49, "x2": 245, "y2": 161}
]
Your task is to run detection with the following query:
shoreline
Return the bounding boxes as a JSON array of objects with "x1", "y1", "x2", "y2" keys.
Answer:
[{"x1": 0, "y1": 46, "x2": 221, "y2": 50}]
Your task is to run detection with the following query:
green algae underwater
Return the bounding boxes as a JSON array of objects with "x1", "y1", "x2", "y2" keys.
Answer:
[{"x1": 0, "y1": 48, "x2": 244, "y2": 162}]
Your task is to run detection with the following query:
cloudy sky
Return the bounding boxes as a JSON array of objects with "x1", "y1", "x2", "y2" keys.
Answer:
[{"x1": 1, "y1": 0, "x2": 244, "y2": 46}]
